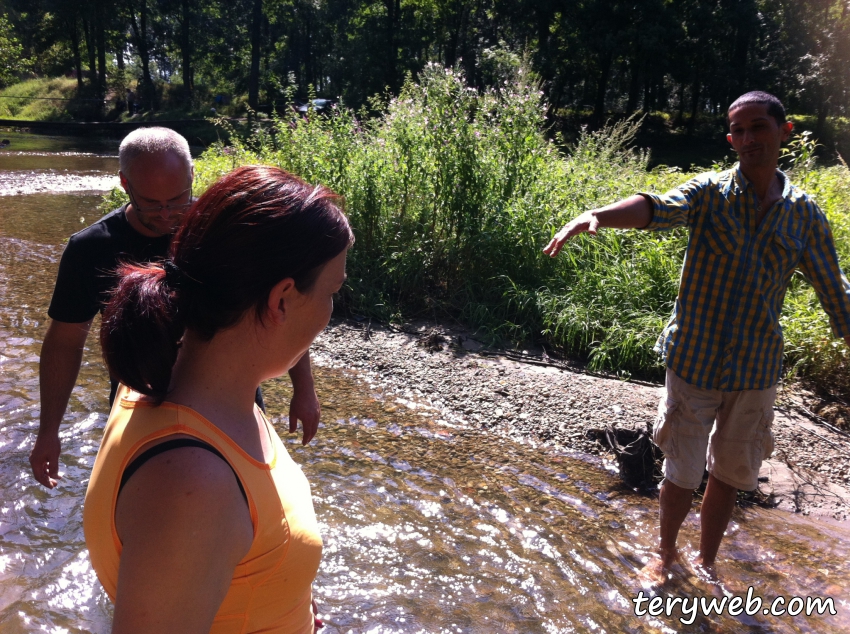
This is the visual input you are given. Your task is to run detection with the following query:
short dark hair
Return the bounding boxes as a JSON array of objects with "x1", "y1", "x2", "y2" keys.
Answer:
[{"x1": 727, "y1": 91, "x2": 786, "y2": 126}]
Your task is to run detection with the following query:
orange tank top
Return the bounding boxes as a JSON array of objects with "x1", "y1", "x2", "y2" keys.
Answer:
[{"x1": 84, "y1": 386, "x2": 323, "y2": 634}]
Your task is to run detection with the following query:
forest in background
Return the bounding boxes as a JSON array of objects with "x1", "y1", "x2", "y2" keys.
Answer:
[{"x1": 1, "y1": 0, "x2": 849, "y2": 140}]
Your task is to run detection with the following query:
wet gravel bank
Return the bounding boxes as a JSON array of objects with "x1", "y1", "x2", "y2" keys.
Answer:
[{"x1": 311, "y1": 318, "x2": 850, "y2": 522}]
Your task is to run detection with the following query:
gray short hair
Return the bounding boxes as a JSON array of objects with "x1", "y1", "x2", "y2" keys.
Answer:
[{"x1": 119, "y1": 127, "x2": 193, "y2": 176}]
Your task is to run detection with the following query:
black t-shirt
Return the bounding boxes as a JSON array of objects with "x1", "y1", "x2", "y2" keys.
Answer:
[{"x1": 48, "y1": 205, "x2": 171, "y2": 323}]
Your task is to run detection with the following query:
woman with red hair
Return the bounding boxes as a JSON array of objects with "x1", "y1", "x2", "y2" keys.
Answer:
[{"x1": 84, "y1": 165, "x2": 353, "y2": 633}]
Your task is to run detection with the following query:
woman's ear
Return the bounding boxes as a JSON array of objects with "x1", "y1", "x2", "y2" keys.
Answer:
[{"x1": 266, "y1": 278, "x2": 297, "y2": 325}]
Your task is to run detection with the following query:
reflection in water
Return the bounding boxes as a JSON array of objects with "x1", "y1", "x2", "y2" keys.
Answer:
[
  {"x1": 0, "y1": 132, "x2": 119, "y2": 196},
  {"x1": 0, "y1": 131, "x2": 118, "y2": 156},
  {"x1": 0, "y1": 193, "x2": 111, "y2": 245},
  {"x1": 0, "y1": 151, "x2": 118, "y2": 189},
  {"x1": 0, "y1": 170, "x2": 120, "y2": 196},
  {"x1": 0, "y1": 138, "x2": 848, "y2": 633}
]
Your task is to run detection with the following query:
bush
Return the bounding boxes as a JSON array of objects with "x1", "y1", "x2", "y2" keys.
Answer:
[{"x1": 188, "y1": 65, "x2": 694, "y2": 378}]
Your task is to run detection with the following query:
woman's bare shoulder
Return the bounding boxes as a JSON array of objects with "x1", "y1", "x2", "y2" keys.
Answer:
[{"x1": 111, "y1": 447, "x2": 253, "y2": 633}]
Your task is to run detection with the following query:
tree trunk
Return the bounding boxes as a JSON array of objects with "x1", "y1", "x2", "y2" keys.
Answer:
[
  {"x1": 384, "y1": 0, "x2": 400, "y2": 92},
  {"x1": 96, "y1": 7, "x2": 107, "y2": 97},
  {"x1": 304, "y1": 3, "x2": 313, "y2": 89},
  {"x1": 815, "y1": 99, "x2": 829, "y2": 140},
  {"x1": 262, "y1": 17, "x2": 273, "y2": 95},
  {"x1": 731, "y1": 26, "x2": 751, "y2": 98},
  {"x1": 592, "y1": 52, "x2": 613, "y2": 127},
  {"x1": 675, "y1": 82, "x2": 686, "y2": 126},
  {"x1": 69, "y1": 15, "x2": 84, "y2": 91},
  {"x1": 626, "y1": 57, "x2": 641, "y2": 114},
  {"x1": 626, "y1": 3, "x2": 643, "y2": 112},
  {"x1": 688, "y1": 76, "x2": 701, "y2": 133},
  {"x1": 117, "y1": 34, "x2": 125, "y2": 71},
  {"x1": 181, "y1": 0, "x2": 194, "y2": 102},
  {"x1": 127, "y1": 0, "x2": 154, "y2": 110},
  {"x1": 248, "y1": 0, "x2": 263, "y2": 110},
  {"x1": 445, "y1": 21, "x2": 458, "y2": 68},
  {"x1": 82, "y1": 14, "x2": 98, "y2": 88},
  {"x1": 547, "y1": 76, "x2": 564, "y2": 118},
  {"x1": 458, "y1": 3, "x2": 474, "y2": 84}
]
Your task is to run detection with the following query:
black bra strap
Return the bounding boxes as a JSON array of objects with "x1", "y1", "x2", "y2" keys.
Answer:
[{"x1": 119, "y1": 438, "x2": 248, "y2": 504}]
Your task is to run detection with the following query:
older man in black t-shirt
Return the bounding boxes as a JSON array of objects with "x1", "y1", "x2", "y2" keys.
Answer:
[{"x1": 31, "y1": 127, "x2": 321, "y2": 488}]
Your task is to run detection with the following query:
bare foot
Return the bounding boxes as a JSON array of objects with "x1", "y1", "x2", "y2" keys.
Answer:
[
  {"x1": 638, "y1": 547, "x2": 684, "y2": 588},
  {"x1": 692, "y1": 557, "x2": 733, "y2": 596},
  {"x1": 693, "y1": 558, "x2": 718, "y2": 583}
]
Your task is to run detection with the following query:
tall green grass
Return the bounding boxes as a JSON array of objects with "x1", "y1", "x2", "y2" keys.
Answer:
[
  {"x1": 192, "y1": 65, "x2": 693, "y2": 379},
  {"x1": 0, "y1": 77, "x2": 77, "y2": 120},
  {"x1": 781, "y1": 163, "x2": 850, "y2": 394},
  {"x1": 105, "y1": 65, "x2": 850, "y2": 394}
]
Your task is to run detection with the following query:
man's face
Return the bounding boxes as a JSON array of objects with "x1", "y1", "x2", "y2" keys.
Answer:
[
  {"x1": 726, "y1": 104, "x2": 793, "y2": 172},
  {"x1": 120, "y1": 152, "x2": 194, "y2": 237}
]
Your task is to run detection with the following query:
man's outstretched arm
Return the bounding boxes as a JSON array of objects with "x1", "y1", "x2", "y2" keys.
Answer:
[
  {"x1": 31, "y1": 319, "x2": 92, "y2": 488},
  {"x1": 543, "y1": 195, "x2": 653, "y2": 257}
]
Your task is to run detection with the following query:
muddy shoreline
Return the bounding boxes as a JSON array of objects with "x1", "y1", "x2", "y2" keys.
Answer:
[{"x1": 311, "y1": 317, "x2": 850, "y2": 523}]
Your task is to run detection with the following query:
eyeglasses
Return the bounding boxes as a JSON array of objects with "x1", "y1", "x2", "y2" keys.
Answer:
[{"x1": 125, "y1": 179, "x2": 193, "y2": 215}]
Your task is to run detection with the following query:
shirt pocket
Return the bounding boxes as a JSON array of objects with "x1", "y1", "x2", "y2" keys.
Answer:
[
  {"x1": 702, "y1": 211, "x2": 741, "y2": 257},
  {"x1": 763, "y1": 231, "x2": 803, "y2": 282}
]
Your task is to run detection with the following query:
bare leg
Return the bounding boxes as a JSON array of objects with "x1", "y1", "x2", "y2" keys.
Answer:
[
  {"x1": 659, "y1": 479, "x2": 695, "y2": 565},
  {"x1": 696, "y1": 473, "x2": 737, "y2": 574},
  {"x1": 640, "y1": 479, "x2": 694, "y2": 584}
]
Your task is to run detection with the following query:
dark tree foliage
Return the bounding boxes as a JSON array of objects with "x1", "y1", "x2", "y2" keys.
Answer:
[{"x1": 2, "y1": 0, "x2": 849, "y2": 121}]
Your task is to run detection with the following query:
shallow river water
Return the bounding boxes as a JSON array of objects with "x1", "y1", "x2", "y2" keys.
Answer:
[{"x1": 0, "y1": 132, "x2": 848, "y2": 633}]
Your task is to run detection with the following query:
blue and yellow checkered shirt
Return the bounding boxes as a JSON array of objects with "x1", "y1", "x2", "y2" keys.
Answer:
[{"x1": 642, "y1": 165, "x2": 850, "y2": 391}]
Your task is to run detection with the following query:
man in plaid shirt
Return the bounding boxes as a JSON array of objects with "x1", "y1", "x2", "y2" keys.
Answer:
[{"x1": 544, "y1": 91, "x2": 850, "y2": 582}]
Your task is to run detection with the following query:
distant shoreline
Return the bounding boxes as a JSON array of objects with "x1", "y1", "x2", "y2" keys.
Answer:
[{"x1": 0, "y1": 117, "x2": 234, "y2": 141}]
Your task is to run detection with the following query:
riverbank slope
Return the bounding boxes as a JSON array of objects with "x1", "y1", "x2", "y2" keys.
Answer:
[{"x1": 311, "y1": 318, "x2": 850, "y2": 523}]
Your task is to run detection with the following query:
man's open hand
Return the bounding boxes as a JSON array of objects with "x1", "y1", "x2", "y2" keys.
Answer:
[
  {"x1": 30, "y1": 431, "x2": 62, "y2": 488},
  {"x1": 289, "y1": 383, "x2": 321, "y2": 445},
  {"x1": 543, "y1": 211, "x2": 600, "y2": 257}
]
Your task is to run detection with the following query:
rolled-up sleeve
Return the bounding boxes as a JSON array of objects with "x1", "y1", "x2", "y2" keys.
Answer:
[
  {"x1": 799, "y1": 207, "x2": 850, "y2": 339},
  {"x1": 640, "y1": 174, "x2": 711, "y2": 232}
]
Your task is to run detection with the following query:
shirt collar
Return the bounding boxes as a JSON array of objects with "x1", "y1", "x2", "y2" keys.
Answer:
[{"x1": 730, "y1": 163, "x2": 791, "y2": 200}]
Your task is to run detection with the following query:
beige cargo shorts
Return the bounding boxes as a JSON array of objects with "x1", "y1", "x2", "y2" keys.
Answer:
[{"x1": 652, "y1": 369, "x2": 777, "y2": 491}]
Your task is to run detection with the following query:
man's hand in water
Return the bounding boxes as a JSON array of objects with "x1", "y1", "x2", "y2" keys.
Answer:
[
  {"x1": 34, "y1": 318, "x2": 92, "y2": 488},
  {"x1": 288, "y1": 351, "x2": 321, "y2": 444},
  {"x1": 30, "y1": 430, "x2": 62, "y2": 488},
  {"x1": 289, "y1": 383, "x2": 321, "y2": 445}
]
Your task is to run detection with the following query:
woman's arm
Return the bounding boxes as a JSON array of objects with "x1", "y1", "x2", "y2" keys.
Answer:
[{"x1": 113, "y1": 446, "x2": 253, "y2": 634}]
